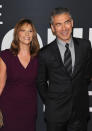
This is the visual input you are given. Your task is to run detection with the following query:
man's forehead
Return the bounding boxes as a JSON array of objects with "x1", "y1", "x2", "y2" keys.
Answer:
[
  {"x1": 53, "y1": 13, "x2": 71, "y2": 19},
  {"x1": 53, "y1": 13, "x2": 72, "y2": 23}
]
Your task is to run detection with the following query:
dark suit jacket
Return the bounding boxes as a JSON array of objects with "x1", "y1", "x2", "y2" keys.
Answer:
[{"x1": 37, "y1": 37, "x2": 92, "y2": 122}]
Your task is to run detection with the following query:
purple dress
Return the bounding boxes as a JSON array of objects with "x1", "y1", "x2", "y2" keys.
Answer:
[{"x1": 0, "y1": 49, "x2": 38, "y2": 131}]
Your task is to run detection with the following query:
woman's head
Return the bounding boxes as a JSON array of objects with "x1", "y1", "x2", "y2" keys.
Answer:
[{"x1": 11, "y1": 18, "x2": 40, "y2": 56}]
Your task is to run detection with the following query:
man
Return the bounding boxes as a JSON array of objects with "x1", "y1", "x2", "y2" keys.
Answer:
[{"x1": 37, "y1": 7, "x2": 92, "y2": 131}]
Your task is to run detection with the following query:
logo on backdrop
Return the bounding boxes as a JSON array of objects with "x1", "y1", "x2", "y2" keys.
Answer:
[{"x1": 0, "y1": 4, "x2": 3, "y2": 25}]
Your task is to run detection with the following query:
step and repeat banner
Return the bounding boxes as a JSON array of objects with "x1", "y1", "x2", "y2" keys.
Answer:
[{"x1": 0, "y1": 0, "x2": 92, "y2": 131}]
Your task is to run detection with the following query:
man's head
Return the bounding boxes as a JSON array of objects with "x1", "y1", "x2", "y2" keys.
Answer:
[{"x1": 50, "y1": 7, "x2": 73, "y2": 43}]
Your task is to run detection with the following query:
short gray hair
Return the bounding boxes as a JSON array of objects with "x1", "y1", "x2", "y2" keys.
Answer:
[{"x1": 50, "y1": 7, "x2": 72, "y2": 25}]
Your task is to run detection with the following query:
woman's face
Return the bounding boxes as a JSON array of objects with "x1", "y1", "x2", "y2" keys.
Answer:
[{"x1": 18, "y1": 23, "x2": 33, "y2": 46}]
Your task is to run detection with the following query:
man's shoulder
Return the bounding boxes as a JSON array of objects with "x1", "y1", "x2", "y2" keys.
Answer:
[
  {"x1": 39, "y1": 39, "x2": 56, "y2": 53},
  {"x1": 73, "y1": 37, "x2": 91, "y2": 47},
  {"x1": 73, "y1": 37, "x2": 90, "y2": 43},
  {"x1": 38, "y1": 39, "x2": 57, "y2": 59}
]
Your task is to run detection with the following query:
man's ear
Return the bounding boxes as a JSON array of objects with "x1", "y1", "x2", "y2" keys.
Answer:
[
  {"x1": 51, "y1": 24, "x2": 55, "y2": 35},
  {"x1": 71, "y1": 19, "x2": 73, "y2": 28}
]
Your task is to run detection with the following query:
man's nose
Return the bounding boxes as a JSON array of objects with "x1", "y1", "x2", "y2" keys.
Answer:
[{"x1": 62, "y1": 24, "x2": 66, "y2": 30}]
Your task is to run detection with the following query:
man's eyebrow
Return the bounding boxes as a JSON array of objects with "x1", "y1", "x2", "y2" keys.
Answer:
[
  {"x1": 54, "y1": 19, "x2": 71, "y2": 26},
  {"x1": 64, "y1": 19, "x2": 71, "y2": 23}
]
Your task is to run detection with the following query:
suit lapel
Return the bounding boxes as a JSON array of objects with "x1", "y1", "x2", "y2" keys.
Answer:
[
  {"x1": 72, "y1": 38, "x2": 80, "y2": 77},
  {"x1": 51, "y1": 39, "x2": 63, "y2": 64},
  {"x1": 51, "y1": 39, "x2": 70, "y2": 76}
]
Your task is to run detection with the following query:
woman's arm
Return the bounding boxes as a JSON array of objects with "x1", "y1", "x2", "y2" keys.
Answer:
[{"x1": 0, "y1": 57, "x2": 7, "y2": 95}]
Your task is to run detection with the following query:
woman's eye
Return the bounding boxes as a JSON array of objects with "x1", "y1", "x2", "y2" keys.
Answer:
[{"x1": 20, "y1": 30, "x2": 25, "y2": 32}]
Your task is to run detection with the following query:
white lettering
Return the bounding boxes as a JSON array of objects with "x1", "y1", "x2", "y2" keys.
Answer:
[
  {"x1": 0, "y1": 5, "x2": 3, "y2": 24},
  {"x1": 89, "y1": 28, "x2": 92, "y2": 47},
  {"x1": 73, "y1": 28, "x2": 83, "y2": 38}
]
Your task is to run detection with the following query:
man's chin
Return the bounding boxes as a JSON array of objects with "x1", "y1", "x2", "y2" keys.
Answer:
[{"x1": 60, "y1": 37, "x2": 70, "y2": 42}]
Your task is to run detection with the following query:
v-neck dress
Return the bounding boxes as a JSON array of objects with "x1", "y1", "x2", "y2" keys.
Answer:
[{"x1": 0, "y1": 49, "x2": 38, "y2": 131}]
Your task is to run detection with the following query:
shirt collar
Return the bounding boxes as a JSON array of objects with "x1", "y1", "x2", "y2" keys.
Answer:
[{"x1": 57, "y1": 37, "x2": 73, "y2": 48}]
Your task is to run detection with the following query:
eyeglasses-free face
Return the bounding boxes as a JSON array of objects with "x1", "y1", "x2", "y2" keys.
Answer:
[{"x1": 51, "y1": 13, "x2": 73, "y2": 43}]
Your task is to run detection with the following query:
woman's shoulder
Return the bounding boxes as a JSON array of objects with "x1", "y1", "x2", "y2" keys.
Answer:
[
  {"x1": 0, "y1": 49, "x2": 14, "y2": 57},
  {"x1": 0, "y1": 49, "x2": 11, "y2": 55},
  {"x1": 0, "y1": 49, "x2": 13, "y2": 65}
]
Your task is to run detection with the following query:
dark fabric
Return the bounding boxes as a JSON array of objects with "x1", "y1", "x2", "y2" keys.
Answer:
[
  {"x1": 37, "y1": 37, "x2": 92, "y2": 123},
  {"x1": 47, "y1": 108, "x2": 87, "y2": 131},
  {"x1": 0, "y1": 49, "x2": 38, "y2": 131},
  {"x1": 64, "y1": 43, "x2": 72, "y2": 76}
]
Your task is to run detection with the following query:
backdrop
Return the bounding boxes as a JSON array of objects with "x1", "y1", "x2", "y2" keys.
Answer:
[{"x1": 0, "y1": 0, "x2": 92, "y2": 131}]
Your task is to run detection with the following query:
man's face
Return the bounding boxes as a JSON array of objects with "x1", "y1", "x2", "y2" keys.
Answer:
[{"x1": 51, "y1": 13, "x2": 73, "y2": 43}]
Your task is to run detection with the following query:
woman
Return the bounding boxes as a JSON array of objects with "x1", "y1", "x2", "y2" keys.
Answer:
[{"x1": 0, "y1": 18, "x2": 40, "y2": 131}]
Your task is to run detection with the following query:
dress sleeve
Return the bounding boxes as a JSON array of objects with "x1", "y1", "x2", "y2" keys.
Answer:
[{"x1": 0, "y1": 49, "x2": 10, "y2": 66}]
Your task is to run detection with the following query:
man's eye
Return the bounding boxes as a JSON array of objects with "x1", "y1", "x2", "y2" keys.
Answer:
[
  {"x1": 65, "y1": 20, "x2": 71, "y2": 24},
  {"x1": 56, "y1": 23, "x2": 61, "y2": 27}
]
